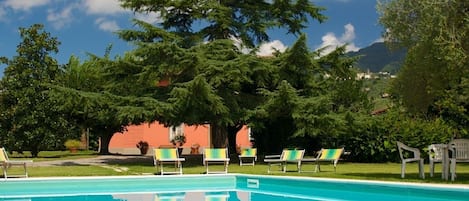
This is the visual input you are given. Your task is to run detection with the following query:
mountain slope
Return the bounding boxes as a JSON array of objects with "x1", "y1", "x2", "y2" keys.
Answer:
[{"x1": 347, "y1": 42, "x2": 406, "y2": 73}]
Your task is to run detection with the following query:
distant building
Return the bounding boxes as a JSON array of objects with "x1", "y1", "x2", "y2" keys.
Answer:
[{"x1": 357, "y1": 72, "x2": 372, "y2": 79}]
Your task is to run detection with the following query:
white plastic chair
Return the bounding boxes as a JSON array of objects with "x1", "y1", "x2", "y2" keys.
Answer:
[
  {"x1": 428, "y1": 144, "x2": 446, "y2": 177},
  {"x1": 448, "y1": 139, "x2": 469, "y2": 181},
  {"x1": 396, "y1": 141, "x2": 424, "y2": 179}
]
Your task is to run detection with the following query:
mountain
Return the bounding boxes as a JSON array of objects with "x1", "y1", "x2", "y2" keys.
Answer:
[{"x1": 347, "y1": 42, "x2": 407, "y2": 73}]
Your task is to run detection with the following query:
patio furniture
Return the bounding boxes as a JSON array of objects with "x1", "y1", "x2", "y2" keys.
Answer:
[
  {"x1": 153, "y1": 148, "x2": 185, "y2": 175},
  {"x1": 238, "y1": 148, "x2": 257, "y2": 166},
  {"x1": 448, "y1": 139, "x2": 469, "y2": 181},
  {"x1": 0, "y1": 147, "x2": 33, "y2": 179},
  {"x1": 428, "y1": 144, "x2": 446, "y2": 177},
  {"x1": 311, "y1": 148, "x2": 344, "y2": 172},
  {"x1": 203, "y1": 148, "x2": 230, "y2": 174},
  {"x1": 396, "y1": 141, "x2": 425, "y2": 179},
  {"x1": 205, "y1": 191, "x2": 229, "y2": 201},
  {"x1": 155, "y1": 192, "x2": 185, "y2": 201},
  {"x1": 264, "y1": 149, "x2": 305, "y2": 173}
]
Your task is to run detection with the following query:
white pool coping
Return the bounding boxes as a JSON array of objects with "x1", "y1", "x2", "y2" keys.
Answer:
[{"x1": 5, "y1": 173, "x2": 469, "y2": 190}]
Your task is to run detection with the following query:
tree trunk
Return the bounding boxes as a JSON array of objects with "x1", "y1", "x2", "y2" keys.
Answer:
[
  {"x1": 29, "y1": 140, "x2": 40, "y2": 157},
  {"x1": 99, "y1": 133, "x2": 113, "y2": 155},
  {"x1": 210, "y1": 124, "x2": 227, "y2": 148},
  {"x1": 227, "y1": 124, "x2": 243, "y2": 155},
  {"x1": 30, "y1": 149, "x2": 39, "y2": 158}
]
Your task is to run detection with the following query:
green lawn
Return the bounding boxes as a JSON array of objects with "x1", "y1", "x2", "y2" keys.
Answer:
[{"x1": 6, "y1": 151, "x2": 469, "y2": 185}]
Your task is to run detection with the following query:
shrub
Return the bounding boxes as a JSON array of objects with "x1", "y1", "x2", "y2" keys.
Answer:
[
  {"x1": 64, "y1": 139, "x2": 82, "y2": 150},
  {"x1": 171, "y1": 135, "x2": 186, "y2": 146}
]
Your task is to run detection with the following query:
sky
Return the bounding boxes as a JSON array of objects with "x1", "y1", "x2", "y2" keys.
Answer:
[{"x1": 0, "y1": 0, "x2": 383, "y2": 75}]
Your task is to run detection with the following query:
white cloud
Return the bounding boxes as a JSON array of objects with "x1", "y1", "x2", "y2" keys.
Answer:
[
  {"x1": 83, "y1": 0, "x2": 127, "y2": 15},
  {"x1": 47, "y1": 4, "x2": 77, "y2": 29},
  {"x1": 229, "y1": 36, "x2": 250, "y2": 54},
  {"x1": 257, "y1": 40, "x2": 287, "y2": 56},
  {"x1": 3, "y1": 0, "x2": 50, "y2": 11},
  {"x1": 341, "y1": 24, "x2": 356, "y2": 42},
  {"x1": 316, "y1": 23, "x2": 359, "y2": 55},
  {"x1": 95, "y1": 18, "x2": 120, "y2": 32},
  {"x1": 373, "y1": 37, "x2": 385, "y2": 43},
  {"x1": 229, "y1": 36, "x2": 287, "y2": 56},
  {"x1": 135, "y1": 12, "x2": 163, "y2": 24}
]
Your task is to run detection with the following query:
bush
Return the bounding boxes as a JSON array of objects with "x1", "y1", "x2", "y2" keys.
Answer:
[
  {"x1": 340, "y1": 110, "x2": 454, "y2": 163},
  {"x1": 64, "y1": 139, "x2": 82, "y2": 150},
  {"x1": 170, "y1": 135, "x2": 186, "y2": 146},
  {"x1": 136, "y1": 141, "x2": 149, "y2": 155}
]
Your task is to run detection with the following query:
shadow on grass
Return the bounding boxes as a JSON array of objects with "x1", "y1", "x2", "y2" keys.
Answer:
[
  {"x1": 342, "y1": 172, "x2": 469, "y2": 184},
  {"x1": 10, "y1": 150, "x2": 99, "y2": 159},
  {"x1": 343, "y1": 172, "x2": 419, "y2": 180}
]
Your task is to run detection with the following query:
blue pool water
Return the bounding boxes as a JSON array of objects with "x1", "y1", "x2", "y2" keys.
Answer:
[{"x1": 1, "y1": 174, "x2": 468, "y2": 201}]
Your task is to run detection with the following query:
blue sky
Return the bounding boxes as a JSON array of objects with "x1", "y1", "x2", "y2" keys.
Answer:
[{"x1": 0, "y1": 0, "x2": 383, "y2": 75}]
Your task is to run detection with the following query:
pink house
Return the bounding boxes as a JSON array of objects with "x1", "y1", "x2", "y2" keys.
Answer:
[{"x1": 109, "y1": 121, "x2": 251, "y2": 155}]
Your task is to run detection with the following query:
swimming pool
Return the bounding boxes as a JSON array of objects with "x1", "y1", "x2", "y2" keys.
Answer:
[{"x1": 1, "y1": 174, "x2": 468, "y2": 201}]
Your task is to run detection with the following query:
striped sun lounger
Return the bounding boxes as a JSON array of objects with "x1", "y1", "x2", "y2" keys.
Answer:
[
  {"x1": 153, "y1": 148, "x2": 185, "y2": 175},
  {"x1": 238, "y1": 148, "x2": 257, "y2": 166},
  {"x1": 313, "y1": 148, "x2": 344, "y2": 172},
  {"x1": 203, "y1": 148, "x2": 230, "y2": 174},
  {"x1": 264, "y1": 149, "x2": 305, "y2": 173}
]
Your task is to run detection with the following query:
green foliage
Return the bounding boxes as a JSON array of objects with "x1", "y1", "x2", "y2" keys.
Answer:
[
  {"x1": 277, "y1": 34, "x2": 316, "y2": 91},
  {"x1": 64, "y1": 139, "x2": 82, "y2": 150},
  {"x1": 170, "y1": 135, "x2": 186, "y2": 146},
  {"x1": 435, "y1": 77, "x2": 469, "y2": 138},
  {"x1": 0, "y1": 24, "x2": 79, "y2": 157},
  {"x1": 168, "y1": 75, "x2": 230, "y2": 125},
  {"x1": 250, "y1": 39, "x2": 370, "y2": 154},
  {"x1": 341, "y1": 109, "x2": 454, "y2": 162},
  {"x1": 113, "y1": 1, "x2": 327, "y2": 151},
  {"x1": 378, "y1": 0, "x2": 468, "y2": 135},
  {"x1": 391, "y1": 41, "x2": 450, "y2": 114},
  {"x1": 120, "y1": 0, "x2": 326, "y2": 47}
]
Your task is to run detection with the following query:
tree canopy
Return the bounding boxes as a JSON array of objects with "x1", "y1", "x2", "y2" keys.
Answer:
[
  {"x1": 378, "y1": 0, "x2": 468, "y2": 135},
  {"x1": 113, "y1": 0, "x2": 328, "y2": 151},
  {"x1": 0, "y1": 24, "x2": 79, "y2": 157},
  {"x1": 119, "y1": 0, "x2": 326, "y2": 47}
]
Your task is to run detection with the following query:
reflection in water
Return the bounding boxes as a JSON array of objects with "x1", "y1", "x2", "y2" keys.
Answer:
[
  {"x1": 2, "y1": 191, "x2": 318, "y2": 201},
  {"x1": 154, "y1": 192, "x2": 186, "y2": 201}
]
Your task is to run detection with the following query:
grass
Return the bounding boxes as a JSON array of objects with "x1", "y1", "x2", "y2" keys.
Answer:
[{"x1": 6, "y1": 151, "x2": 469, "y2": 185}]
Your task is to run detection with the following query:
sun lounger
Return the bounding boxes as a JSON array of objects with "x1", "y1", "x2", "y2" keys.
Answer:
[
  {"x1": 205, "y1": 191, "x2": 229, "y2": 201},
  {"x1": 154, "y1": 192, "x2": 185, "y2": 201},
  {"x1": 308, "y1": 148, "x2": 344, "y2": 172},
  {"x1": 153, "y1": 148, "x2": 185, "y2": 175},
  {"x1": 203, "y1": 148, "x2": 230, "y2": 174},
  {"x1": 238, "y1": 148, "x2": 257, "y2": 166},
  {"x1": 1, "y1": 147, "x2": 33, "y2": 179},
  {"x1": 264, "y1": 149, "x2": 304, "y2": 173}
]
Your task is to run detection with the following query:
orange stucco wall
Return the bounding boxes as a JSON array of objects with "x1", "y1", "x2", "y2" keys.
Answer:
[{"x1": 109, "y1": 122, "x2": 251, "y2": 154}]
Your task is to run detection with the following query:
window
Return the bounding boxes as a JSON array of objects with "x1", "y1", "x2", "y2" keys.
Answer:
[{"x1": 169, "y1": 123, "x2": 184, "y2": 141}]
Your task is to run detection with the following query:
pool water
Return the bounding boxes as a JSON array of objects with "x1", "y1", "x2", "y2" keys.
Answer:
[{"x1": 1, "y1": 174, "x2": 468, "y2": 201}]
